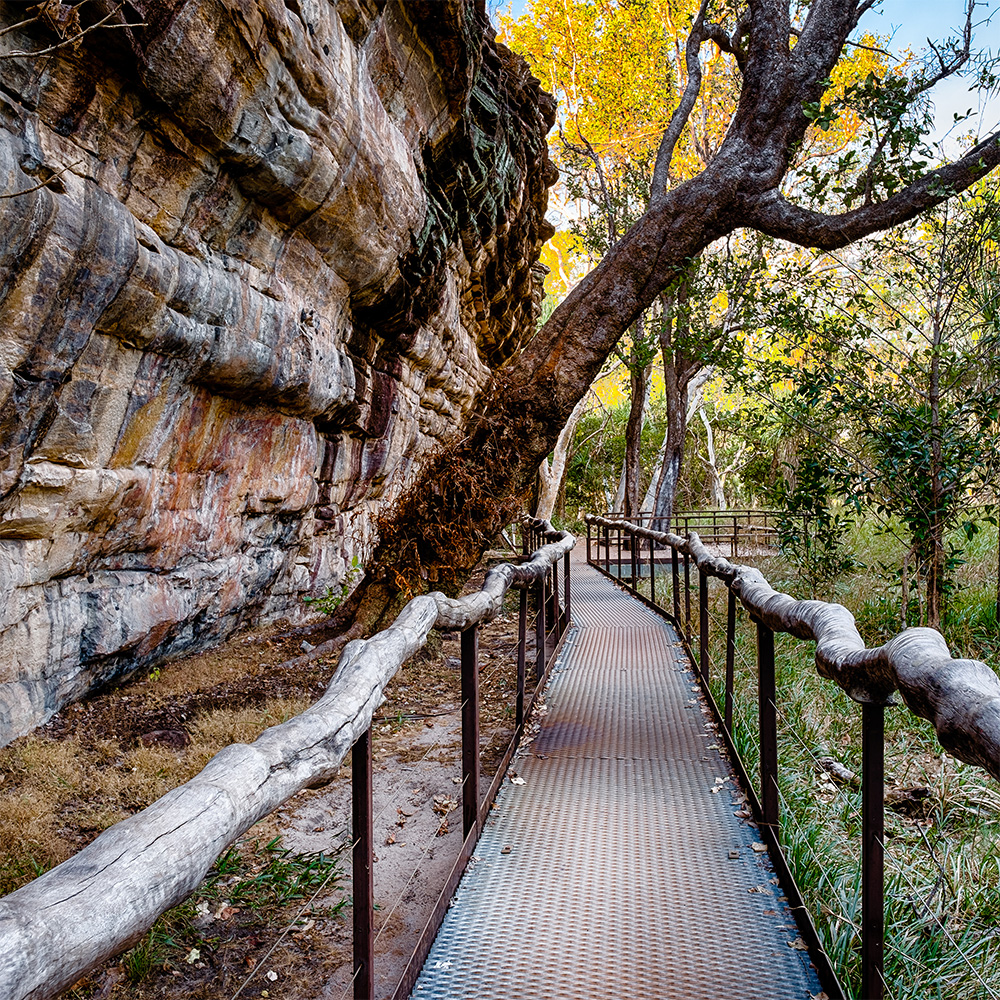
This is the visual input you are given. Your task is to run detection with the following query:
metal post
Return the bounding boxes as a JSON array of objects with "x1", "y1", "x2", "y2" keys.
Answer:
[
  {"x1": 617, "y1": 526, "x2": 622, "y2": 581},
  {"x1": 516, "y1": 588, "x2": 527, "y2": 731},
  {"x1": 649, "y1": 534, "x2": 656, "y2": 606},
  {"x1": 563, "y1": 549, "x2": 571, "y2": 632},
  {"x1": 672, "y1": 546, "x2": 680, "y2": 622},
  {"x1": 862, "y1": 703, "x2": 886, "y2": 1000},
  {"x1": 586, "y1": 520, "x2": 592, "y2": 565},
  {"x1": 352, "y1": 727, "x2": 374, "y2": 1000},
  {"x1": 684, "y1": 551, "x2": 692, "y2": 641},
  {"x1": 604, "y1": 525, "x2": 610, "y2": 575},
  {"x1": 535, "y1": 574, "x2": 547, "y2": 681},
  {"x1": 461, "y1": 624, "x2": 480, "y2": 839},
  {"x1": 734, "y1": 518, "x2": 740, "y2": 560},
  {"x1": 725, "y1": 588, "x2": 736, "y2": 734},
  {"x1": 699, "y1": 569, "x2": 709, "y2": 682},
  {"x1": 550, "y1": 558, "x2": 560, "y2": 631},
  {"x1": 630, "y1": 529, "x2": 638, "y2": 589},
  {"x1": 757, "y1": 622, "x2": 779, "y2": 835}
]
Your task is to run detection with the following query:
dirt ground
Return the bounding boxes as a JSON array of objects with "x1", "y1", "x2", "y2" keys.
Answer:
[{"x1": 0, "y1": 564, "x2": 538, "y2": 1000}]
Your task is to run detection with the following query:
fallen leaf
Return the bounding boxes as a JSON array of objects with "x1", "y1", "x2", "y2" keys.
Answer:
[
  {"x1": 432, "y1": 795, "x2": 457, "y2": 815},
  {"x1": 734, "y1": 809, "x2": 752, "y2": 818},
  {"x1": 788, "y1": 937, "x2": 809, "y2": 950},
  {"x1": 510, "y1": 776, "x2": 526, "y2": 786},
  {"x1": 747, "y1": 885, "x2": 769, "y2": 893},
  {"x1": 185, "y1": 948, "x2": 200, "y2": 965},
  {"x1": 436, "y1": 820, "x2": 449, "y2": 836},
  {"x1": 385, "y1": 832, "x2": 396, "y2": 845},
  {"x1": 751, "y1": 842, "x2": 768, "y2": 853},
  {"x1": 266, "y1": 970, "x2": 279, "y2": 982}
]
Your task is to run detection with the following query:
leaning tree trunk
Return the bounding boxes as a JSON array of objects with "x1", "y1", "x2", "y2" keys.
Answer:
[{"x1": 342, "y1": 0, "x2": 1000, "y2": 634}]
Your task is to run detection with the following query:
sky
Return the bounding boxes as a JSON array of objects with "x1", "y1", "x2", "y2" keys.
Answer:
[{"x1": 491, "y1": 0, "x2": 1000, "y2": 144}]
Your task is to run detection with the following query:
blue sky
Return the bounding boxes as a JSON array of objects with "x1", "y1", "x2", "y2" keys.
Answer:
[{"x1": 491, "y1": 0, "x2": 999, "y2": 142}]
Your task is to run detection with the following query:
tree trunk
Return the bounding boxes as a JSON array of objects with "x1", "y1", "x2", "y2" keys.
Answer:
[
  {"x1": 624, "y1": 338, "x2": 653, "y2": 519},
  {"x1": 536, "y1": 395, "x2": 589, "y2": 521},
  {"x1": 699, "y1": 407, "x2": 727, "y2": 508}
]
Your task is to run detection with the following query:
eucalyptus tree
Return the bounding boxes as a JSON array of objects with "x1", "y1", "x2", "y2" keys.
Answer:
[{"x1": 353, "y1": 0, "x2": 1000, "y2": 628}]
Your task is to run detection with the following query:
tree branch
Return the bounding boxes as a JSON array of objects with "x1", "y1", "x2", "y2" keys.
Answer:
[
  {"x1": 745, "y1": 132, "x2": 1000, "y2": 249},
  {"x1": 650, "y1": 0, "x2": 710, "y2": 203}
]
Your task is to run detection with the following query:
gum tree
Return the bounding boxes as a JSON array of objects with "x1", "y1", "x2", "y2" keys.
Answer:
[{"x1": 352, "y1": 0, "x2": 1000, "y2": 628}]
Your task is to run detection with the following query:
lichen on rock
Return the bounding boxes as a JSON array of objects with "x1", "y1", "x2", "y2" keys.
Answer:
[{"x1": 0, "y1": 0, "x2": 555, "y2": 744}]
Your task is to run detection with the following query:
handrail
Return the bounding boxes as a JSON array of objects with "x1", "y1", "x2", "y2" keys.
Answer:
[
  {"x1": 0, "y1": 518, "x2": 573, "y2": 1000},
  {"x1": 588, "y1": 515, "x2": 1000, "y2": 778},
  {"x1": 586, "y1": 513, "x2": 999, "y2": 1000}
]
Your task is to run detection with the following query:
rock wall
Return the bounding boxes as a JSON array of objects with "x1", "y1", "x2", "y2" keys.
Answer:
[{"x1": 0, "y1": 0, "x2": 556, "y2": 744}]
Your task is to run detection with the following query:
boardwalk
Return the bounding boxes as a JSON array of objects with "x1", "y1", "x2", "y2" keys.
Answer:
[{"x1": 411, "y1": 551, "x2": 823, "y2": 999}]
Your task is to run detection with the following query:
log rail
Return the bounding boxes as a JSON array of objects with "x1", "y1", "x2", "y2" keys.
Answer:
[
  {"x1": 0, "y1": 518, "x2": 573, "y2": 1000},
  {"x1": 586, "y1": 514, "x2": 1000, "y2": 1000}
]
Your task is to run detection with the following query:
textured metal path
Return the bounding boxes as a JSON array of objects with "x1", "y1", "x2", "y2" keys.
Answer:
[{"x1": 411, "y1": 553, "x2": 823, "y2": 999}]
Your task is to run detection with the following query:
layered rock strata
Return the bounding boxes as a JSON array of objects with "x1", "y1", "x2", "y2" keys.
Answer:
[{"x1": 0, "y1": 0, "x2": 556, "y2": 744}]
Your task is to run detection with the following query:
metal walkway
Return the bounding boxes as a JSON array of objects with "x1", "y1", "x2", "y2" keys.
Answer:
[{"x1": 411, "y1": 553, "x2": 823, "y2": 999}]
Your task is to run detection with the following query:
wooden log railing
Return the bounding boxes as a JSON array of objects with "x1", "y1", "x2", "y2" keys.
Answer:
[
  {"x1": 586, "y1": 514, "x2": 1000, "y2": 1000},
  {"x1": 0, "y1": 518, "x2": 574, "y2": 1000}
]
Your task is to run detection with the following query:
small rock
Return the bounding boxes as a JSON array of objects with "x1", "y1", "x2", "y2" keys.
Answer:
[{"x1": 301, "y1": 640, "x2": 316, "y2": 652}]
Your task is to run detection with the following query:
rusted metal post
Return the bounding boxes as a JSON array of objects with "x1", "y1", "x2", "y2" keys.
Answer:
[
  {"x1": 725, "y1": 588, "x2": 736, "y2": 734},
  {"x1": 461, "y1": 624, "x2": 480, "y2": 840},
  {"x1": 586, "y1": 519, "x2": 592, "y2": 565},
  {"x1": 550, "y1": 558, "x2": 560, "y2": 631},
  {"x1": 757, "y1": 622, "x2": 779, "y2": 835},
  {"x1": 699, "y1": 569, "x2": 709, "y2": 682},
  {"x1": 563, "y1": 549, "x2": 571, "y2": 632},
  {"x1": 732, "y1": 515, "x2": 737, "y2": 558},
  {"x1": 862, "y1": 702, "x2": 886, "y2": 1000},
  {"x1": 535, "y1": 573, "x2": 547, "y2": 681},
  {"x1": 672, "y1": 546, "x2": 680, "y2": 622},
  {"x1": 352, "y1": 727, "x2": 374, "y2": 1000},
  {"x1": 649, "y1": 535, "x2": 656, "y2": 606},
  {"x1": 516, "y1": 588, "x2": 527, "y2": 731},
  {"x1": 522, "y1": 523, "x2": 529, "y2": 557},
  {"x1": 617, "y1": 525, "x2": 622, "y2": 580},
  {"x1": 604, "y1": 524, "x2": 610, "y2": 575},
  {"x1": 734, "y1": 518, "x2": 740, "y2": 560},
  {"x1": 683, "y1": 551, "x2": 692, "y2": 641}
]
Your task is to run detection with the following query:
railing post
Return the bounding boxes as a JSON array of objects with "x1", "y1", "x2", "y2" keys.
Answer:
[
  {"x1": 550, "y1": 558, "x2": 560, "y2": 630},
  {"x1": 586, "y1": 520, "x2": 592, "y2": 565},
  {"x1": 757, "y1": 621, "x2": 779, "y2": 836},
  {"x1": 671, "y1": 546, "x2": 680, "y2": 623},
  {"x1": 604, "y1": 524, "x2": 610, "y2": 575},
  {"x1": 535, "y1": 573, "x2": 547, "y2": 681},
  {"x1": 352, "y1": 727, "x2": 374, "y2": 1000},
  {"x1": 725, "y1": 588, "x2": 736, "y2": 733},
  {"x1": 617, "y1": 525, "x2": 623, "y2": 580},
  {"x1": 699, "y1": 569, "x2": 709, "y2": 682},
  {"x1": 563, "y1": 549, "x2": 571, "y2": 632},
  {"x1": 862, "y1": 702, "x2": 886, "y2": 1000},
  {"x1": 734, "y1": 519, "x2": 740, "y2": 560},
  {"x1": 461, "y1": 624, "x2": 480, "y2": 840},
  {"x1": 516, "y1": 588, "x2": 527, "y2": 732},
  {"x1": 630, "y1": 528, "x2": 638, "y2": 589},
  {"x1": 649, "y1": 533, "x2": 656, "y2": 606},
  {"x1": 683, "y1": 550, "x2": 692, "y2": 641}
]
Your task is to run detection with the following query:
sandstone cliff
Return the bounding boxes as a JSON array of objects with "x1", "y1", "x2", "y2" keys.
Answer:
[{"x1": 0, "y1": 0, "x2": 556, "y2": 744}]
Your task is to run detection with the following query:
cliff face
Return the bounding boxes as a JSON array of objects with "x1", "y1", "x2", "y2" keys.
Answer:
[{"x1": 0, "y1": 0, "x2": 556, "y2": 744}]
